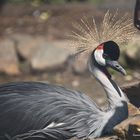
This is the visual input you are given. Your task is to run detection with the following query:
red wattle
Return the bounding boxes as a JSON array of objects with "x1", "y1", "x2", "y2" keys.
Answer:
[{"x1": 97, "y1": 44, "x2": 104, "y2": 50}]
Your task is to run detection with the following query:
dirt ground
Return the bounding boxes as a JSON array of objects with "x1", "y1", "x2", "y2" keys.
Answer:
[{"x1": 0, "y1": 3, "x2": 131, "y2": 38}]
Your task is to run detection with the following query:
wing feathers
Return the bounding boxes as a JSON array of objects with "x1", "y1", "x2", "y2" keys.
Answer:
[{"x1": 0, "y1": 82, "x2": 104, "y2": 139}]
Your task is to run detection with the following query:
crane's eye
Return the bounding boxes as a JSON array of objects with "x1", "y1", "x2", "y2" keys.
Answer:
[{"x1": 103, "y1": 54, "x2": 111, "y2": 60}]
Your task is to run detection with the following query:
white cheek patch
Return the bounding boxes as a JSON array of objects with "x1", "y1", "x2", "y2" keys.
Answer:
[{"x1": 94, "y1": 49, "x2": 106, "y2": 66}]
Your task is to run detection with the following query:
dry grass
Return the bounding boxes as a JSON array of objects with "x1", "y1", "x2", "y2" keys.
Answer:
[{"x1": 71, "y1": 10, "x2": 136, "y2": 56}]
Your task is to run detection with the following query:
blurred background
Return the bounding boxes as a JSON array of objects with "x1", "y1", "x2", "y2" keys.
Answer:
[{"x1": 0, "y1": 0, "x2": 139, "y2": 106}]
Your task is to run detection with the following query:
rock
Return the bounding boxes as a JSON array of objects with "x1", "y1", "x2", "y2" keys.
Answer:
[
  {"x1": 114, "y1": 115, "x2": 140, "y2": 140},
  {"x1": 128, "y1": 119, "x2": 140, "y2": 140},
  {"x1": 128, "y1": 102, "x2": 140, "y2": 116},
  {"x1": 72, "y1": 54, "x2": 88, "y2": 74},
  {"x1": 11, "y1": 34, "x2": 43, "y2": 60},
  {"x1": 12, "y1": 34, "x2": 74, "y2": 71},
  {"x1": 122, "y1": 81, "x2": 140, "y2": 108},
  {"x1": 133, "y1": 72, "x2": 140, "y2": 80},
  {"x1": 125, "y1": 35, "x2": 140, "y2": 66},
  {"x1": 0, "y1": 38, "x2": 20, "y2": 75},
  {"x1": 95, "y1": 135, "x2": 118, "y2": 140},
  {"x1": 70, "y1": 135, "x2": 118, "y2": 140},
  {"x1": 30, "y1": 42, "x2": 72, "y2": 70}
]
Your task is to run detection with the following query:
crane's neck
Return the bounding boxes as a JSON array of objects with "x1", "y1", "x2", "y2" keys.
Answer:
[{"x1": 88, "y1": 55, "x2": 127, "y2": 108}]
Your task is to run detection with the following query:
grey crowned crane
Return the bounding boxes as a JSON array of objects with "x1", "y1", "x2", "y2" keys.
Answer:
[
  {"x1": 0, "y1": 11, "x2": 135, "y2": 140},
  {"x1": 0, "y1": 41, "x2": 128, "y2": 140}
]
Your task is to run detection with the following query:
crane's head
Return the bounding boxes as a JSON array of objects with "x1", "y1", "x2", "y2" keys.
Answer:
[{"x1": 93, "y1": 40, "x2": 126, "y2": 76}]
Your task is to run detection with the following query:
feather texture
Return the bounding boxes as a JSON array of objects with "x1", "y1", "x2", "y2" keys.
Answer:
[{"x1": 0, "y1": 82, "x2": 108, "y2": 139}]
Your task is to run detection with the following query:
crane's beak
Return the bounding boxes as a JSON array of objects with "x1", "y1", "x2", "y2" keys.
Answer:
[{"x1": 106, "y1": 61, "x2": 126, "y2": 75}]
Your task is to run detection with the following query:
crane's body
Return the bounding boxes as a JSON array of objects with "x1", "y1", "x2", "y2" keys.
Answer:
[
  {"x1": 0, "y1": 81, "x2": 127, "y2": 140},
  {"x1": 0, "y1": 41, "x2": 128, "y2": 140}
]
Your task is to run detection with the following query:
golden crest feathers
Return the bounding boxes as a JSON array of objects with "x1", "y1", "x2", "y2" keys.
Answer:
[{"x1": 71, "y1": 10, "x2": 136, "y2": 56}]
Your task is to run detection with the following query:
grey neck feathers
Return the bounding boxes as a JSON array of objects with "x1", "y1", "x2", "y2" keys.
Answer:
[{"x1": 88, "y1": 54, "x2": 127, "y2": 108}]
